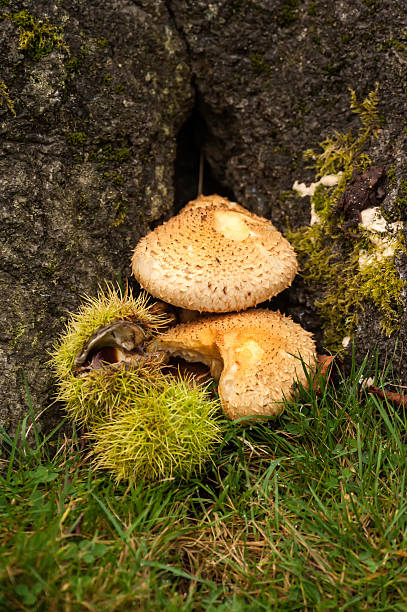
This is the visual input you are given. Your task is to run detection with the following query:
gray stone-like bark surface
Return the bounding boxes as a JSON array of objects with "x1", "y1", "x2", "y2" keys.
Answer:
[
  {"x1": 0, "y1": 0, "x2": 193, "y2": 430},
  {"x1": 2, "y1": 0, "x2": 407, "y2": 432}
]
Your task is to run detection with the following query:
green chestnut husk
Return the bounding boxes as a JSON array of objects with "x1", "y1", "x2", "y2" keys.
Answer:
[{"x1": 50, "y1": 283, "x2": 223, "y2": 482}]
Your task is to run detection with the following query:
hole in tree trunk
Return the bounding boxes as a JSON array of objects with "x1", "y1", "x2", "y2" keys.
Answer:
[{"x1": 173, "y1": 108, "x2": 236, "y2": 212}]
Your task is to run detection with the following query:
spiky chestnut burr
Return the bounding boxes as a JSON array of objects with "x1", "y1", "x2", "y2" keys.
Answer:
[
  {"x1": 86, "y1": 366, "x2": 223, "y2": 482},
  {"x1": 50, "y1": 283, "x2": 223, "y2": 482},
  {"x1": 51, "y1": 283, "x2": 173, "y2": 426}
]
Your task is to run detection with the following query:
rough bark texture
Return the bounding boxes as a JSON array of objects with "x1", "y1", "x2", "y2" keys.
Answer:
[
  {"x1": 1, "y1": 0, "x2": 407, "y2": 431},
  {"x1": 0, "y1": 0, "x2": 193, "y2": 431}
]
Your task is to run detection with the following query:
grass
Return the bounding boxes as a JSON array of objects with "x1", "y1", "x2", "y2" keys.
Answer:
[{"x1": 1, "y1": 354, "x2": 407, "y2": 610}]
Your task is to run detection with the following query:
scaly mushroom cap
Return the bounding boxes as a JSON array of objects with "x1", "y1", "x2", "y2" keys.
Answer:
[
  {"x1": 181, "y1": 194, "x2": 251, "y2": 215},
  {"x1": 131, "y1": 195, "x2": 298, "y2": 312},
  {"x1": 151, "y1": 309, "x2": 317, "y2": 420}
]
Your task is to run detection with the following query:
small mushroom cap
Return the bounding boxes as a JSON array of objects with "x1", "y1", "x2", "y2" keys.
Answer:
[
  {"x1": 151, "y1": 309, "x2": 317, "y2": 420},
  {"x1": 132, "y1": 195, "x2": 298, "y2": 312}
]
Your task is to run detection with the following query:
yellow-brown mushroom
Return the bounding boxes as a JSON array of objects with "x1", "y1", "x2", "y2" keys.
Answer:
[
  {"x1": 131, "y1": 195, "x2": 298, "y2": 313},
  {"x1": 150, "y1": 309, "x2": 317, "y2": 420}
]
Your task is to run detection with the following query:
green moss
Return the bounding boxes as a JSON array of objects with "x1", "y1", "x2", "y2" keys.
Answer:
[
  {"x1": 250, "y1": 53, "x2": 271, "y2": 76},
  {"x1": 287, "y1": 86, "x2": 405, "y2": 351},
  {"x1": 64, "y1": 36, "x2": 109, "y2": 81},
  {"x1": 67, "y1": 134, "x2": 132, "y2": 175},
  {"x1": 323, "y1": 61, "x2": 343, "y2": 77},
  {"x1": 392, "y1": 180, "x2": 407, "y2": 216},
  {"x1": 65, "y1": 51, "x2": 85, "y2": 76},
  {"x1": 90, "y1": 144, "x2": 131, "y2": 167},
  {"x1": 0, "y1": 79, "x2": 16, "y2": 116},
  {"x1": 230, "y1": 0, "x2": 247, "y2": 15},
  {"x1": 112, "y1": 200, "x2": 127, "y2": 226},
  {"x1": 387, "y1": 166, "x2": 396, "y2": 185},
  {"x1": 2, "y1": 10, "x2": 68, "y2": 60},
  {"x1": 358, "y1": 256, "x2": 405, "y2": 336},
  {"x1": 304, "y1": 84, "x2": 380, "y2": 180},
  {"x1": 31, "y1": 330, "x2": 44, "y2": 349},
  {"x1": 311, "y1": 29, "x2": 322, "y2": 50},
  {"x1": 102, "y1": 171, "x2": 124, "y2": 187},
  {"x1": 277, "y1": 0, "x2": 300, "y2": 27},
  {"x1": 9, "y1": 322, "x2": 27, "y2": 350},
  {"x1": 377, "y1": 40, "x2": 406, "y2": 52},
  {"x1": 66, "y1": 132, "x2": 87, "y2": 146},
  {"x1": 311, "y1": 184, "x2": 330, "y2": 217},
  {"x1": 95, "y1": 37, "x2": 109, "y2": 48},
  {"x1": 41, "y1": 260, "x2": 58, "y2": 278},
  {"x1": 308, "y1": 237, "x2": 404, "y2": 349},
  {"x1": 102, "y1": 73, "x2": 125, "y2": 93}
]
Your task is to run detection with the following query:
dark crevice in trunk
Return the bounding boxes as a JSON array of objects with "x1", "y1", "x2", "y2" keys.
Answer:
[
  {"x1": 164, "y1": 0, "x2": 237, "y2": 212},
  {"x1": 173, "y1": 108, "x2": 236, "y2": 212}
]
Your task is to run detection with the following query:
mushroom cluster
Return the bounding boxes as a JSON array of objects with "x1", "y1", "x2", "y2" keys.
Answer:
[
  {"x1": 51, "y1": 196, "x2": 317, "y2": 482},
  {"x1": 132, "y1": 194, "x2": 317, "y2": 420}
]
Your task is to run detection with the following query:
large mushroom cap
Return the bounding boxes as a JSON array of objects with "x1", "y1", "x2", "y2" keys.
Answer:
[
  {"x1": 131, "y1": 195, "x2": 298, "y2": 312},
  {"x1": 151, "y1": 309, "x2": 317, "y2": 420}
]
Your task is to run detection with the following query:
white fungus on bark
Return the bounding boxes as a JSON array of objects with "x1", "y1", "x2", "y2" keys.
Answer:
[
  {"x1": 292, "y1": 174, "x2": 342, "y2": 225},
  {"x1": 358, "y1": 207, "x2": 403, "y2": 270}
]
